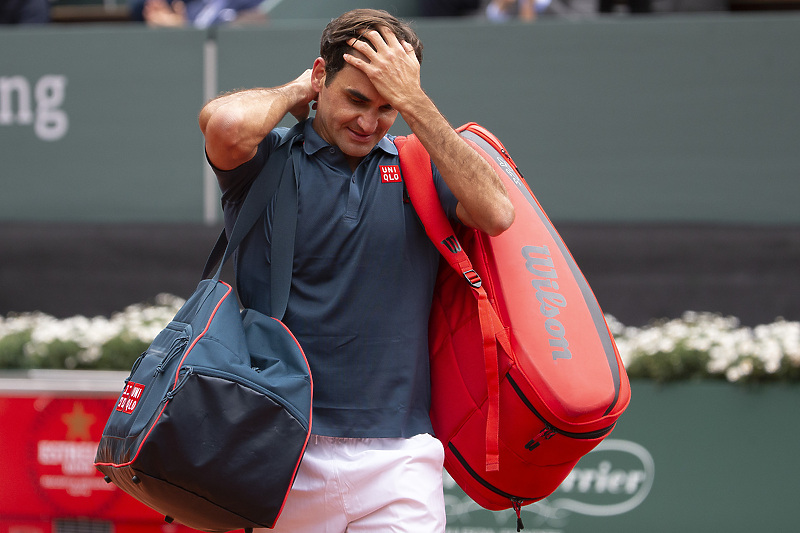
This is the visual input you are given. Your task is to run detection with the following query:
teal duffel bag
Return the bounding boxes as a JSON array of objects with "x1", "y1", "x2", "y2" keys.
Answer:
[{"x1": 94, "y1": 125, "x2": 311, "y2": 532}]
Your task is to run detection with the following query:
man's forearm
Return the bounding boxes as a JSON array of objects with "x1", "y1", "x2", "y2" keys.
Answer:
[
  {"x1": 200, "y1": 71, "x2": 314, "y2": 171},
  {"x1": 400, "y1": 95, "x2": 515, "y2": 236},
  {"x1": 342, "y1": 29, "x2": 514, "y2": 235}
]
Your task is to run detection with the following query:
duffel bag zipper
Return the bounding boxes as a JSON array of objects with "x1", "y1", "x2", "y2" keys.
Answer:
[{"x1": 172, "y1": 366, "x2": 309, "y2": 426}]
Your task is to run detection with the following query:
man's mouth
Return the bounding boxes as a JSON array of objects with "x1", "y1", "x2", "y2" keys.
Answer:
[{"x1": 348, "y1": 128, "x2": 373, "y2": 142}]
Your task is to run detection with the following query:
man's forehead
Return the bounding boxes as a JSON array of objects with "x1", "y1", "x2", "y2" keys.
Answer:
[
  {"x1": 330, "y1": 64, "x2": 383, "y2": 100},
  {"x1": 344, "y1": 87, "x2": 371, "y2": 101}
]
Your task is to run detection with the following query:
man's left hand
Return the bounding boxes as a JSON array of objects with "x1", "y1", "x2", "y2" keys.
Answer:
[{"x1": 344, "y1": 29, "x2": 424, "y2": 114}]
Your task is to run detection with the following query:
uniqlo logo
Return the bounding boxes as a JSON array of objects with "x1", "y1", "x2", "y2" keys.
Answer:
[
  {"x1": 380, "y1": 165, "x2": 402, "y2": 183},
  {"x1": 116, "y1": 382, "x2": 145, "y2": 414}
]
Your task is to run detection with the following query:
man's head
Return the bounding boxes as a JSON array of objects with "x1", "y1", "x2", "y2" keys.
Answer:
[
  {"x1": 309, "y1": 9, "x2": 424, "y2": 168},
  {"x1": 319, "y1": 9, "x2": 423, "y2": 86}
]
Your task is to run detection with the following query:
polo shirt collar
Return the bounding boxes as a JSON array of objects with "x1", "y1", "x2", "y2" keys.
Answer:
[{"x1": 303, "y1": 118, "x2": 398, "y2": 157}]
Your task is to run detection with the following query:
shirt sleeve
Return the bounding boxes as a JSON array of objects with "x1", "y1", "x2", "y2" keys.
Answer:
[
  {"x1": 431, "y1": 161, "x2": 461, "y2": 227},
  {"x1": 210, "y1": 127, "x2": 287, "y2": 207}
]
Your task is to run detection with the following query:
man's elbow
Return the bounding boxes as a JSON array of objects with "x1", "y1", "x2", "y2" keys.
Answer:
[
  {"x1": 484, "y1": 206, "x2": 515, "y2": 237},
  {"x1": 204, "y1": 108, "x2": 241, "y2": 148},
  {"x1": 201, "y1": 108, "x2": 254, "y2": 169},
  {"x1": 458, "y1": 201, "x2": 515, "y2": 237}
]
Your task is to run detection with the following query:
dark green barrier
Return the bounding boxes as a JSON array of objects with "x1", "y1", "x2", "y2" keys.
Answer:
[
  {"x1": 0, "y1": 27, "x2": 206, "y2": 222},
  {"x1": 2, "y1": 16, "x2": 800, "y2": 224},
  {"x1": 443, "y1": 381, "x2": 800, "y2": 532},
  {"x1": 215, "y1": 15, "x2": 800, "y2": 225},
  {"x1": 412, "y1": 16, "x2": 800, "y2": 225}
]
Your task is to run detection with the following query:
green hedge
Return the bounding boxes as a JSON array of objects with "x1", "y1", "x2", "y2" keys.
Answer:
[{"x1": 607, "y1": 312, "x2": 800, "y2": 383}]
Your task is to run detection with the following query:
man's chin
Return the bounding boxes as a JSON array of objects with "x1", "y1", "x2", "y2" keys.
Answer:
[{"x1": 341, "y1": 140, "x2": 375, "y2": 159}]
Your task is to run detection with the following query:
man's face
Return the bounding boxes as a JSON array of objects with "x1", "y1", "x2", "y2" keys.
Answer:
[{"x1": 311, "y1": 57, "x2": 398, "y2": 168}]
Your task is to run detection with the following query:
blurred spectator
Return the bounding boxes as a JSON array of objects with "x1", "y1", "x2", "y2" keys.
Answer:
[
  {"x1": 598, "y1": 0, "x2": 652, "y2": 12},
  {"x1": 485, "y1": 0, "x2": 550, "y2": 20},
  {"x1": 419, "y1": 0, "x2": 482, "y2": 16},
  {"x1": 0, "y1": 0, "x2": 50, "y2": 23},
  {"x1": 128, "y1": 0, "x2": 266, "y2": 27}
]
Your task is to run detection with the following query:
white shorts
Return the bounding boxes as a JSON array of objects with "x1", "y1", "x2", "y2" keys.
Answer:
[{"x1": 260, "y1": 433, "x2": 446, "y2": 533}]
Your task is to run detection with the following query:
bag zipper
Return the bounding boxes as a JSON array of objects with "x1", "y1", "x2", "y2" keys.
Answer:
[
  {"x1": 507, "y1": 374, "x2": 616, "y2": 441},
  {"x1": 447, "y1": 375, "x2": 616, "y2": 531},
  {"x1": 463, "y1": 125, "x2": 524, "y2": 178},
  {"x1": 448, "y1": 443, "x2": 540, "y2": 532},
  {"x1": 173, "y1": 365, "x2": 309, "y2": 426},
  {"x1": 449, "y1": 443, "x2": 542, "y2": 502}
]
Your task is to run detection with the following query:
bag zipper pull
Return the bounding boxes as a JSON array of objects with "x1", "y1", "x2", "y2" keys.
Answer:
[
  {"x1": 525, "y1": 424, "x2": 558, "y2": 451},
  {"x1": 154, "y1": 336, "x2": 189, "y2": 375},
  {"x1": 164, "y1": 367, "x2": 193, "y2": 400},
  {"x1": 536, "y1": 423, "x2": 558, "y2": 440},
  {"x1": 512, "y1": 498, "x2": 524, "y2": 531}
]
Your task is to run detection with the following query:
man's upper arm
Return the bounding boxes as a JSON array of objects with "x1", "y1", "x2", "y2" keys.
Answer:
[{"x1": 213, "y1": 128, "x2": 285, "y2": 206}]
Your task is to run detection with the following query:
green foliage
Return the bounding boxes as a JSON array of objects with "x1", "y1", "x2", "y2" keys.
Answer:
[
  {"x1": 92, "y1": 335, "x2": 149, "y2": 370},
  {"x1": 26, "y1": 339, "x2": 83, "y2": 369},
  {"x1": 626, "y1": 347, "x2": 715, "y2": 383},
  {"x1": 0, "y1": 330, "x2": 32, "y2": 369}
]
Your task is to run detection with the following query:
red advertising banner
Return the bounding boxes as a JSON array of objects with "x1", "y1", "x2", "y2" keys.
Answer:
[{"x1": 0, "y1": 372, "x2": 197, "y2": 533}]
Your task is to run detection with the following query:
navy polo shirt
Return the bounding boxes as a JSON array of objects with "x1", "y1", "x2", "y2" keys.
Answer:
[{"x1": 215, "y1": 118, "x2": 459, "y2": 438}]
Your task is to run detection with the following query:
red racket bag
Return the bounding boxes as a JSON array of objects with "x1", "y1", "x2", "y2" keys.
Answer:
[{"x1": 395, "y1": 123, "x2": 631, "y2": 528}]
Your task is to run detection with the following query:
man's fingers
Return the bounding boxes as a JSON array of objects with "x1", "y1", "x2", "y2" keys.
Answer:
[
  {"x1": 349, "y1": 28, "x2": 403, "y2": 56},
  {"x1": 342, "y1": 51, "x2": 367, "y2": 69},
  {"x1": 347, "y1": 34, "x2": 376, "y2": 58},
  {"x1": 376, "y1": 26, "x2": 402, "y2": 48}
]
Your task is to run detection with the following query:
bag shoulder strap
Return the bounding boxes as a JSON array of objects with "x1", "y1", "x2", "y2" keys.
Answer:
[
  {"x1": 202, "y1": 122, "x2": 305, "y2": 319},
  {"x1": 395, "y1": 124, "x2": 481, "y2": 288},
  {"x1": 396, "y1": 124, "x2": 508, "y2": 472},
  {"x1": 269, "y1": 144, "x2": 302, "y2": 320}
]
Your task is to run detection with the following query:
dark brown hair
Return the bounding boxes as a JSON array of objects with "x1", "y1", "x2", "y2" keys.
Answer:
[{"x1": 319, "y1": 9, "x2": 423, "y2": 86}]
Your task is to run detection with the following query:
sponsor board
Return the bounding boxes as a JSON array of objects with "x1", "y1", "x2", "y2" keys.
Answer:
[
  {"x1": 0, "y1": 389, "x2": 191, "y2": 529},
  {"x1": 19, "y1": 398, "x2": 117, "y2": 514},
  {"x1": 0, "y1": 75, "x2": 68, "y2": 141}
]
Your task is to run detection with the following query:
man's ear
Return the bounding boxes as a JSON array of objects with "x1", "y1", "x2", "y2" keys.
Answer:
[{"x1": 311, "y1": 57, "x2": 326, "y2": 92}]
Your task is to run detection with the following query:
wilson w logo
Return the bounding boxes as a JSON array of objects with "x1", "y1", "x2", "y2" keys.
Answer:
[{"x1": 442, "y1": 235, "x2": 462, "y2": 254}]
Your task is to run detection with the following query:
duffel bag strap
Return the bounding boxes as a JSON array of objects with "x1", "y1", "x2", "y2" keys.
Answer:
[
  {"x1": 202, "y1": 122, "x2": 305, "y2": 320},
  {"x1": 268, "y1": 144, "x2": 302, "y2": 321}
]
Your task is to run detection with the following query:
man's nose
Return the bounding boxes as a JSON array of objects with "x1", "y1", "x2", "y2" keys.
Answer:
[{"x1": 357, "y1": 110, "x2": 378, "y2": 133}]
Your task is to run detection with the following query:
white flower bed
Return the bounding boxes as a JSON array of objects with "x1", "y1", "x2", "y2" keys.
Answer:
[
  {"x1": 0, "y1": 294, "x2": 185, "y2": 369},
  {"x1": 608, "y1": 311, "x2": 800, "y2": 382},
  {"x1": 1, "y1": 299, "x2": 799, "y2": 383}
]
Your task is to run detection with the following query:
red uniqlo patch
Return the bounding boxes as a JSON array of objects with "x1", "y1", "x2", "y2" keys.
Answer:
[
  {"x1": 116, "y1": 382, "x2": 145, "y2": 414},
  {"x1": 380, "y1": 165, "x2": 402, "y2": 183}
]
